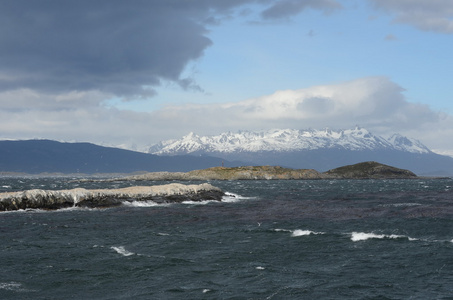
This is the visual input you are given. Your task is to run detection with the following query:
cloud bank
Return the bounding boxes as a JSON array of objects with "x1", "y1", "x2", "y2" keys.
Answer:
[
  {"x1": 152, "y1": 77, "x2": 444, "y2": 136},
  {"x1": 2, "y1": 77, "x2": 451, "y2": 153}
]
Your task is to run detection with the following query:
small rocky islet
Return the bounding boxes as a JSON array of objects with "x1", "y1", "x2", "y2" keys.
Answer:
[
  {"x1": 0, "y1": 162, "x2": 417, "y2": 211},
  {"x1": 0, "y1": 183, "x2": 224, "y2": 211}
]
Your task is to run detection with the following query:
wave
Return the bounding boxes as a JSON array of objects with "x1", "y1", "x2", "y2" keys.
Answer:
[
  {"x1": 111, "y1": 246, "x2": 134, "y2": 257},
  {"x1": 122, "y1": 200, "x2": 165, "y2": 207},
  {"x1": 351, "y1": 232, "x2": 418, "y2": 242},
  {"x1": 181, "y1": 200, "x2": 219, "y2": 205},
  {"x1": 0, "y1": 205, "x2": 108, "y2": 214},
  {"x1": 273, "y1": 229, "x2": 292, "y2": 233},
  {"x1": 273, "y1": 228, "x2": 325, "y2": 236},
  {"x1": 0, "y1": 281, "x2": 32, "y2": 292},
  {"x1": 291, "y1": 229, "x2": 325, "y2": 237},
  {"x1": 222, "y1": 192, "x2": 255, "y2": 203},
  {"x1": 379, "y1": 203, "x2": 423, "y2": 207}
]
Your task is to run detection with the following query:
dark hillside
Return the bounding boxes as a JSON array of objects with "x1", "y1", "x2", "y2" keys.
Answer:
[
  {"x1": 0, "y1": 140, "x2": 237, "y2": 174},
  {"x1": 324, "y1": 161, "x2": 417, "y2": 179}
]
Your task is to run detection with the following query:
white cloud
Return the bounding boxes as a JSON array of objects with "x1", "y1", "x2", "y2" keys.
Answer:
[
  {"x1": 0, "y1": 78, "x2": 452, "y2": 154},
  {"x1": 148, "y1": 77, "x2": 452, "y2": 151}
]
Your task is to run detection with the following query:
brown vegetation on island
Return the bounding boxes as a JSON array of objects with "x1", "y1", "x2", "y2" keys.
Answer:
[{"x1": 112, "y1": 161, "x2": 418, "y2": 181}]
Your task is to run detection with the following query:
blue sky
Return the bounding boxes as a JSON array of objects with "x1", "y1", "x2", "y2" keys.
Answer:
[
  {"x1": 0, "y1": 0, "x2": 453, "y2": 154},
  {"x1": 112, "y1": 1, "x2": 453, "y2": 113}
]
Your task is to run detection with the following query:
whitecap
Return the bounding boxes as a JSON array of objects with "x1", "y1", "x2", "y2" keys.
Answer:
[
  {"x1": 351, "y1": 232, "x2": 413, "y2": 242},
  {"x1": 123, "y1": 200, "x2": 162, "y2": 207},
  {"x1": 157, "y1": 232, "x2": 170, "y2": 236},
  {"x1": 202, "y1": 289, "x2": 211, "y2": 293},
  {"x1": 181, "y1": 200, "x2": 218, "y2": 205},
  {"x1": 0, "y1": 282, "x2": 30, "y2": 292},
  {"x1": 256, "y1": 266, "x2": 265, "y2": 270},
  {"x1": 351, "y1": 232, "x2": 385, "y2": 241},
  {"x1": 0, "y1": 282, "x2": 22, "y2": 291},
  {"x1": 222, "y1": 192, "x2": 255, "y2": 203},
  {"x1": 273, "y1": 229, "x2": 292, "y2": 233},
  {"x1": 111, "y1": 246, "x2": 134, "y2": 256},
  {"x1": 291, "y1": 229, "x2": 325, "y2": 237}
]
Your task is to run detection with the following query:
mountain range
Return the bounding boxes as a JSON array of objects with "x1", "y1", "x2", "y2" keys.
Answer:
[
  {"x1": 149, "y1": 127, "x2": 453, "y2": 176},
  {"x1": 0, "y1": 140, "x2": 236, "y2": 174},
  {"x1": 1, "y1": 127, "x2": 453, "y2": 175}
]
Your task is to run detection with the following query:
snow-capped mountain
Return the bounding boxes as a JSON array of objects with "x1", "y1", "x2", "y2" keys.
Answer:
[{"x1": 149, "y1": 127, "x2": 431, "y2": 155}]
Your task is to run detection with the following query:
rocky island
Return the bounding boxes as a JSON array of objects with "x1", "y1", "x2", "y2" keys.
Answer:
[
  {"x1": 0, "y1": 162, "x2": 419, "y2": 211},
  {"x1": 0, "y1": 183, "x2": 224, "y2": 211},
  {"x1": 108, "y1": 161, "x2": 418, "y2": 181},
  {"x1": 323, "y1": 161, "x2": 418, "y2": 179}
]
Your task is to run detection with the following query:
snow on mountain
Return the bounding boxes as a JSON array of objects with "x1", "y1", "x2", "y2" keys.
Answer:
[
  {"x1": 149, "y1": 127, "x2": 431, "y2": 155},
  {"x1": 387, "y1": 134, "x2": 431, "y2": 153}
]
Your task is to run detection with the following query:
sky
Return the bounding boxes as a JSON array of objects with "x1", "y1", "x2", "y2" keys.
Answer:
[{"x1": 1, "y1": 0, "x2": 453, "y2": 155}]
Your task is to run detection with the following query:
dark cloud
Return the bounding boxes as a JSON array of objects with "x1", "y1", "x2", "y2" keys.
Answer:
[
  {"x1": 0, "y1": 0, "x2": 346, "y2": 98},
  {"x1": 261, "y1": 0, "x2": 342, "y2": 19},
  {"x1": 0, "y1": 0, "x2": 255, "y2": 97}
]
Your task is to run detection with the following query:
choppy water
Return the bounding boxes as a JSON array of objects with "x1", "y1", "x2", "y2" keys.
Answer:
[{"x1": 1, "y1": 178, "x2": 453, "y2": 299}]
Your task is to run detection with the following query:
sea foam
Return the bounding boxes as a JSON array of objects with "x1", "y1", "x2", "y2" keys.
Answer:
[
  {"x1": 351, "y1": 232, "x2": 416, "y2": 242},
  {"x1": 222, "y1": 192, "x2": 254, "y2": 203},
  {"x1": 181, "y1": 200, "x2": 218, "y2": 205},
  {"x1": 111, "y1": 246, "x2": 134, "y2": 256},
  {"x1": 122, "y1": 200, "x2": 162, "y2": 207},
  {"x1": 0, "y1": 281, "x2": 31, "y2": 292},
  {"x1": 291, "y1": 229, "x2": 325, "y2": 237}
]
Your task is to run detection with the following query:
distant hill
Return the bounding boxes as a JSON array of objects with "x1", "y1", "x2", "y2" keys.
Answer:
[
  {"x1": 149, "y1": 128, "x2": 453, "y2": 176},
  {"x1": 324, "y1": 161, "x2": 417, "y2": 179},
  {"x1": 0, "y1": 140, "x2": 239, "y2": 174}
]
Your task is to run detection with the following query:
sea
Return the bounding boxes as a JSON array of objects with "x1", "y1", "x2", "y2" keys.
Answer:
[{"x1": 0, "y1": 177, "x2": 452, "y2": 299}]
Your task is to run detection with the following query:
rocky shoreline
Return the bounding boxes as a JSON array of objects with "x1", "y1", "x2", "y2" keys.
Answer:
[{"x1": 0, "y1": 183, "x2": 224, "y2": 211}]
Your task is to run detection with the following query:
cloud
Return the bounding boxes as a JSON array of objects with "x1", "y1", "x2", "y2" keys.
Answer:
[
  {"x1": 369, "y1": 0, "x2": 453, "y2": 33},
  {"x1": 261, "y1": 0, "x2": 342, "y2": 19},
  {"x1": 1, "y1": 77, "x2": 452, "y2": 153},
  {"x1": 148, "y1": 77, "x2": 452, "y2": 151},
  {"x1": 0, "y1": 1, "x2": 223, "y2": 98},
  {"x1": 158, "y1": 77, "x2": 440, "y2": 130},
  {"x1": 0, "y1": 0, "x2": 344, "y2": 100}
]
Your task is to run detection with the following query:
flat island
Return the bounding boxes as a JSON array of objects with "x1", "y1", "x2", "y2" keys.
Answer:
[{"x1": 115, "y1": 161, "x2": 418, "y2": 181}]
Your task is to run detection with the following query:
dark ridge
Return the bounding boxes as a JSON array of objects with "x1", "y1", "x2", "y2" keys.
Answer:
[
  {"x1": 323, "y1": 161, "x2": 417, "y2": 179},
  {"x1": 0, "y1": 140, "x2": 242, "y2": 174}
]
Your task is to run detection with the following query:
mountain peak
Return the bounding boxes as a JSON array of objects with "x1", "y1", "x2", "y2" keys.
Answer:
[{"x1": 149, "y1": 128, "x2": 431, "y2": 155}]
